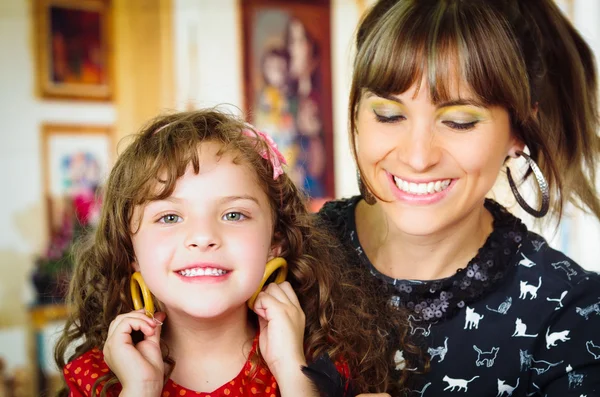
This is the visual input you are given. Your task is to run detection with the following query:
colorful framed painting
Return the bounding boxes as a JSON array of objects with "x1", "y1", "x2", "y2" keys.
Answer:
[
  {"x1": 41, "y1": 124, "x2": 113, "y2": 235},
  {"x1": 34, "y1": 0, "x2": 112, "y2": 100},
  {"x1": 241, "y1": 0, "x2": 335, "y2": 201}
]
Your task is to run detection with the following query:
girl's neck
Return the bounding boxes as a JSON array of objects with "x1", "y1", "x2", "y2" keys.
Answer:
[
  {"x1": 356, "y1": 200, "x2": 493, "y2": 281},
  {"x1": 163, "y1": 306, "x2": 256, "y2": 392}
]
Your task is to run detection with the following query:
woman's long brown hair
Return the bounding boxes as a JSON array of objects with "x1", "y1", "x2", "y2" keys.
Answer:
[{"x1": 54, "y1": 109, "x2": 420, "y2": 395}]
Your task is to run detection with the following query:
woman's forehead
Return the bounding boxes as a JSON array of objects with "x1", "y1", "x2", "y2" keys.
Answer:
[{"x1": 363, "y1": 68, "x2": 485, "y2": 106}]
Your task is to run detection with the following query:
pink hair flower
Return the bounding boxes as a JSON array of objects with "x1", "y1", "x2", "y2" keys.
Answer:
[{"x1": 242, "y1": 128, "x2": 288, "y2": 180}]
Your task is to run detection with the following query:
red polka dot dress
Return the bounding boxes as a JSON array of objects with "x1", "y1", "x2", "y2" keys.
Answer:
[{"x1": 63, "y1": 336, "x2": 279, "y2": 397}]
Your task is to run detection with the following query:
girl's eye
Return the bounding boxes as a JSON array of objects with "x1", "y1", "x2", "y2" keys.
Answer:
[
  {"x1": 223, "y1": 212, "x2": 247, "y2": 222},
  {"x1": 158, "y1": 214, "x2": 181, "y2": 224},
  {"x1": 373, "y1": 110, "x2": 406, "y2": 124},
  {"x1": 442, "y1": 120, "x2": 479, "y2": 131}
]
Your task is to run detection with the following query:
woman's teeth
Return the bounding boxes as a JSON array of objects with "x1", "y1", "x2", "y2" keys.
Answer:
[
  {"x1": 178, "y1": 268, "x2": 227, "y2": 277},
  {"x1": 393, "y1": 176, "x2": 451, "y2": 195}
]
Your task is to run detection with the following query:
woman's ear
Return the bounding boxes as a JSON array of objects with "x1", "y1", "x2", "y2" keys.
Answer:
[
  {"x1": 507, "y1": 138, "x2": 526, "y2": 159},
  {"x1": 132, "y1": 261, "x2": 140, "y2": 272}
]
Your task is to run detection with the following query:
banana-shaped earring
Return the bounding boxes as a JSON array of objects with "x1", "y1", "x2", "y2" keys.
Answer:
[
  {"x1": 247, "y1": 257, "x2": 288, "y2": 309},
  {"x1": 130, "y1": 271, "x2": 155, "y2": 318}
]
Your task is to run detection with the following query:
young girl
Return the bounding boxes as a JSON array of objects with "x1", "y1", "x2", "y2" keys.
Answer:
[{"x1": 54, "y1": 109, "x2": 420, "y2": 396}]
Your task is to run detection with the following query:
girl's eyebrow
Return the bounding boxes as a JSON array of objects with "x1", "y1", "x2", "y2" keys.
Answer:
[
  {"x1": 149, "y1": 195, "x2": 260, "y2": 206},
  {"x1": 217, "y1": 195, "x2": 260, "y2": 206}
]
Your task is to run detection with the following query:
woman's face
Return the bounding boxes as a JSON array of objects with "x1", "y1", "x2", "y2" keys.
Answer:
[{"x1": 355, "y1": 79, "x2": 523, "y2": 236}]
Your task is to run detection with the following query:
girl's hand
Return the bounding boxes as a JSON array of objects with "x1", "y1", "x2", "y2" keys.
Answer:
[
  {"x1": 103, "y1": 309, "x2": 167, "y2": 396},
  {"x1": 253, "y1": 282, "x2": 316, "y2": 396}
]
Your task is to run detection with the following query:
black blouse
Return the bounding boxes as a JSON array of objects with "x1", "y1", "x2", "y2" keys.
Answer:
[{"x1": 318, "y1": 196, "x2": 600, "y2": 396}]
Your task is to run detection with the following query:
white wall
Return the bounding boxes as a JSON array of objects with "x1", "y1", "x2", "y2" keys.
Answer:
[
  {"x1": 0, "y1": 0, "x2": 115, "y2": 324},
  {"x1": 173, "y1": 0, "x2": 244, "y2": 113}
]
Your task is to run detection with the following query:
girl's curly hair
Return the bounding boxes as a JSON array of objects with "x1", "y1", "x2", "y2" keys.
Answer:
[{"x1": 54, "y1": 109, "x2": 423, "y2": 395}]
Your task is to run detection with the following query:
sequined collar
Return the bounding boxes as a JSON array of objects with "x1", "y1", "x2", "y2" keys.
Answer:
[{"x1": 337, "y1": 197, "x2": 527, "y2": 323}]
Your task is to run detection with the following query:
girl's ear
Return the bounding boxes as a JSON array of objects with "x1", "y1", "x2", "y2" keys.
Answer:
[
  {"x1": 268, "y1": 231, "x2": 285, "y2": 260},
  {"x1": 132, "y1": 261, "x2": 140, "y2": 272},
  {"x1": 268, "y1": 244, "x2": 284, "y2": 261}
]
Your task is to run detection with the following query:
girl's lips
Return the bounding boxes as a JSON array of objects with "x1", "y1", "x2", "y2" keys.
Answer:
[
  {"x1": 174, "y1": 263, "x2": 230, "y2": 272},
  {"x1": 175, "y1": 268, "x2": 232, "y2": 284}
]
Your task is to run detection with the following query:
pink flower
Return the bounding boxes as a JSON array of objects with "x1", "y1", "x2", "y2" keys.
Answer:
[{"x1": 242, "y1": 129, "x2": 288, "y2": 180}]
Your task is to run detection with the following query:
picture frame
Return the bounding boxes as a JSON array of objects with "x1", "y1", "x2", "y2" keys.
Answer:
[
  {"x1": 40, "y1": 124, "x2": 113, "y2": 235},
  {"x1": 34, "y1": 0, "x2": 113, "y2": 100},
  {"x1": 241, "y1": 0, "x2": 335, "y2": 201}
]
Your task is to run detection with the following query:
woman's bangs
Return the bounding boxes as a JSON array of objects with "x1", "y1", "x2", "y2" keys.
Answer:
[{"x1": 357, "y1": 1, "x2": 529, "y2": 112}]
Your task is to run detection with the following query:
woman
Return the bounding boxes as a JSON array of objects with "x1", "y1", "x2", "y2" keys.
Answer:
[{"x1": 319, "y1": 0, "x2": 600, "y2": 395}]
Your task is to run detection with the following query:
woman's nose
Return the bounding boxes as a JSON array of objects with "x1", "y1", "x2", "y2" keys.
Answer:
[{"x1": 396, "y1": 126, "x2": 441, "y2": 172}]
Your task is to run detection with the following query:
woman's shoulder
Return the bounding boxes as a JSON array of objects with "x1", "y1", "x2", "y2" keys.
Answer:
[
  {"x1": 315, "y1": 196, "x2": 361, "y2": 232},
  {"x1": 513, "y1": 231, "x2": 600, "y2": 302},
  {"x1": 520, "y1": 231, "x2": 599, "y2": 281}
]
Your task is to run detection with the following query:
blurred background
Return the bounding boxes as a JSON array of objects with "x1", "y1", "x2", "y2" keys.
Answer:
[{"x1": 0, "y1": 0, "x2": 598, "y2": 395}]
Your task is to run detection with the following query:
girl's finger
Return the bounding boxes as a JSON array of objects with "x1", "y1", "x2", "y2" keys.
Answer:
[
  {"x1": 262, "y1": 282, "x2": 293, "y2": 305},
  {"x1": 144, "y1": 312, "x2": 166, "y2": 345},
  {"x1": 277, "y1": 281, "x2": 301, "y2": 309},
  {"x1": 107, "y1": 310, "x2": 156, "y2": 337},
  {"x1": 107, "y1": 315, "x2": 157, "y2": 342},
  {"x1": 253, "y1": 291, "x2": 287, "y2": 321}
]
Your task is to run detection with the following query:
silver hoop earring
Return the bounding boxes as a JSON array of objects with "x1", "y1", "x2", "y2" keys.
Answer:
[
  {"x1": 506, "y1": 151, "x2": 550, "y2": 218},
  {"x1": 357, "y1": 171, "x2": 376, "y2": 205}
]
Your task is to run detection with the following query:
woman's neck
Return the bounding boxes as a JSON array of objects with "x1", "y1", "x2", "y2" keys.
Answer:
[
  {"x1": 163, "y1": 306, "x2": 255, "y2": 392},
  {"x1": 356, "y1": 200, "x2": 494, "y2": 281}
]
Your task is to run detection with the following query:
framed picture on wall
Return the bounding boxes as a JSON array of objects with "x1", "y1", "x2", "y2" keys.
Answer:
[
  {"x1": 241, "y1": 0, "x2": 335, "y2": 204},
  {"x1": 34, "y1": 0, "x2": 112, "y2": 100},
  {"x1": 41, "y1": 124, "x2": 113, "y2": 236}
]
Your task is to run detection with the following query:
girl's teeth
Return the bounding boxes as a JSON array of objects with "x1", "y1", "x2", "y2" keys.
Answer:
[
  {"x1": 178, "y1": 268, "x2": 227, "y2": 277},
  {"x1": 393, "y1": 177, "x2": 452, "y2": 195}
]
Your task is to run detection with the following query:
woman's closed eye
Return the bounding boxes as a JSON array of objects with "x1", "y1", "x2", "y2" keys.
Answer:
[
  {"x1": 442, "y1": 120, "x2": 479, "y2": 131},
  {"x1": 373, "y1": 110, "x2": 406, "y2": 124},
  {"x1": 222, "y1": 212, "x2": 248, "y2": 222}
]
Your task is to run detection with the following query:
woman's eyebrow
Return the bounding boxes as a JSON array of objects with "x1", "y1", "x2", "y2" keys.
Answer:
[
  {"x1": 367, "y1": 92, "x2": 484, "y2": 109},
  {"x1": 367, "y1": 92, "x2": 404, "y2": 105},
  {"x1": 437, "y1": 99, "x2": 486, "y2": 108}
]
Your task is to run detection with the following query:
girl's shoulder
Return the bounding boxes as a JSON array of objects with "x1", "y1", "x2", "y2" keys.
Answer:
[{"x1": 63, "y1": 348, "x2": 117, "y2": 396}]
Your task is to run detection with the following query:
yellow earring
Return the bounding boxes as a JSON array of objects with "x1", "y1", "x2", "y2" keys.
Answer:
[
  {"x1": 247, "y1": 257, "x2": 288, "y2": 309},
  {"x1": 130, "y1": 271, "x2": 155, "y2": 318}
]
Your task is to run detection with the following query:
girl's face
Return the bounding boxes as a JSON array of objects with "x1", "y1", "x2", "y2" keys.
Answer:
[
  {"x1": 131, "y1": 141, "x2": 275, "y2": 319},
  {"x1": 356, "y1": 80, "x2": 523, "y2": 236}
]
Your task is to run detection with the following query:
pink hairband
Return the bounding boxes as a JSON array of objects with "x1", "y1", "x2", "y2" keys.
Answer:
[{"x1": 241, "y1": 127, "x2": 287, "y2": 180}]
